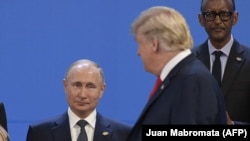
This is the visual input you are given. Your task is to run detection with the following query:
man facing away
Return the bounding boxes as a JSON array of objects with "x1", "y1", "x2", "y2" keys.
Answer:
[
  {"x1": 127, "y1": 5, "x2": 227, "y2": 141},
  {"x1": 26, "y1": 59, "x2": 131, "y2": 141}
]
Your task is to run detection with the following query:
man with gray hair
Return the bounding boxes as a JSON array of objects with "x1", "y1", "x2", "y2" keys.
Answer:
[{"x1": 26, "y1": 59, "x2": 131, "y2": 141}]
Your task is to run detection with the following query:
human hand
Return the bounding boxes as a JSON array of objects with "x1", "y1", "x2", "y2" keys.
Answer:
[{"x1": 226, "y1": 111, "x2": 234, "y2": 125}]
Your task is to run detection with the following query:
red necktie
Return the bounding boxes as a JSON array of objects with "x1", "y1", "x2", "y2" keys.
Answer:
[{"x1": 149, "y1": 77, "x2": 162, "y2": 100}]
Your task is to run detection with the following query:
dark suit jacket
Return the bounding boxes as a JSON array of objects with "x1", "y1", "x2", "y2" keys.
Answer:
[
  {"x1": 192, "y1": 39, "x2": 250, "y2": 123},
  {"x1": 0, "y1": 102, "x2": 8, "y2": 132},
  {"x1": 26, "y1": 112, "x2": 131, "y2": 141},
  {"x1": 127, "y1": 54, "x2": 227, "y2": 141}
]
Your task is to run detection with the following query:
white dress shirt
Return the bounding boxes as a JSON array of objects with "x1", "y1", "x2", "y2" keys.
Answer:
[
  {"x1": 208, "y1": 35, "x2": 234, "y2": 81},
  {"x1": 160, "y1": 49, "x2": 191, "y2": 80},
  {"x1": 68, "y1": 107, "x2": 96, "y2": 141}
]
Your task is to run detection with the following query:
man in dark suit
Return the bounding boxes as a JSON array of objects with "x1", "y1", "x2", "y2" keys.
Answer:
[
  {"x1": 192, "y1": 0, "x2": 250, "y2": 124},
  {"x1": 0, "y1": 102, "x2": 7, "y2": 132},
  {"x1": 26, "y1": 59, "x2": 131, "y2": 141},
  {"x1": 127, "y1": 6, "x2": 227, "y2": 141}
]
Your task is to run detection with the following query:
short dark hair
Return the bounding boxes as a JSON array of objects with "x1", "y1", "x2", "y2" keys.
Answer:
[{"x1": 200, "y1": 0, "x2": 236, "y2": 12}]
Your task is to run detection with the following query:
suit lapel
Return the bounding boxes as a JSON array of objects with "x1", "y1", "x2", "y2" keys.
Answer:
[
  {"x1": 51, "y1": 112, "x2": 72, "y2": 141},
  {"x1": 194, "y1": 40, "x2": 246, "y2": 97},
  {"x1": 93, "y1": 113, "x2": 112, "y2": 141},
  {"x1": 221, "y1": 40, "x2": 245, "y2": 96},
  {"x1": 134, "y1": 55, "x2": 196, "y2": 125},
  {"x1": 134, "y1": 77, "x2": 170, "y2": 126},
  {"x1": 194, "y1": 41, "x2": 211, "y2": 70}
]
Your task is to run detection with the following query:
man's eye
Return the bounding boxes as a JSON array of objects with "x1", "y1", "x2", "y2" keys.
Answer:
[
  {"x1": 73, "y1": 83, "x2": 81, "y2": 87},
  {"x1": 220, "y1": 11, "x2": 230, "y2": 16},
  {"x1": 87, "y1": 84, "x2": 95, "y2": 88},
  {"x1": 205, "y1": 12, "x2": 211, "y2": 16},
  {"x1": 205, "y1": 12, "x2": 214, "y2": 16}
]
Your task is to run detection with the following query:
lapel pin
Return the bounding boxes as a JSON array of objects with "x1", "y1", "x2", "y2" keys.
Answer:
[
  {"x1": 102, "y1": 131, "x2": 109, "y2": 136},
  {"x1": 236, "y1": 57, "x2": 242, "y2": 62},
  {"x1": 160, "y1": 84, "x2": 165, "y2": 89}
]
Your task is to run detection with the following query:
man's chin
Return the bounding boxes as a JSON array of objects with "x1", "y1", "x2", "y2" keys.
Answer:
[{"x1": 211, "y1": 34, "x2": 227, "y2": 42}]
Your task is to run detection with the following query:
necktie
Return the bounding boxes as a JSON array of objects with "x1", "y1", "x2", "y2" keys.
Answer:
[
  {"x1": 77, "y1": 120, "x2": 88, "y2": 141},
  {"x1": 212, "y1": 51, "x2": 223, "y2": 86},
  {"x1": 149, "y1": 76, "x2": 162, "y2": 100}
]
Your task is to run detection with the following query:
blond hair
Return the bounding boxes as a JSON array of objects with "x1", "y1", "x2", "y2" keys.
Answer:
[{"x1": 131, "y1": 6, "x2": 193, "y2": 51}]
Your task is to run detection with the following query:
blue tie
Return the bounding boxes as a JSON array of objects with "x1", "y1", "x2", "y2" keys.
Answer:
[
  {"x1": 212, "y1": 51, "x2": 223, "y2": 86},
  {"x1": 77, "y1": 120, "x2": 88, "y2": 141}
]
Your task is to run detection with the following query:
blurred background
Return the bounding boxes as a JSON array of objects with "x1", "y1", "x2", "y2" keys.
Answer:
[{"x1": 1, "y1": 0, "x2": 249, "y2": 140}]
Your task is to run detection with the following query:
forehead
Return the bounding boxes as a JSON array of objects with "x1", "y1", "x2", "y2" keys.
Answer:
[
  {"x1": 202, "y1": 0, "x2": 233, "y2": 10},
  {"x1": 135, "y1": 33, "x2": 143, "y2": 42},
  {"x1": 135, "y1": 31, "x2": 149, "y2": 42},
  {"x1": 68, "y1": 64, "x2": 100, "y2": 77}
]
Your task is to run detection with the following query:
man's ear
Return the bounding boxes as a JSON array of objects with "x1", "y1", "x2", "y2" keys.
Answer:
[
  {"x1": 232, "y1": 11, "x2": 238, "y2": 26},
  {"x1": 99, "y1": 83, "x2": 106, "y2": 98},
  {"x1": 63, "y1": 79, "x2": 68, "y2": 93},
  {"x1": 198, "y1": 14, "x2": 205, "y2": 26},
  {"x1": 152, "y1": 36, "x2": 160, "y2": 52}
]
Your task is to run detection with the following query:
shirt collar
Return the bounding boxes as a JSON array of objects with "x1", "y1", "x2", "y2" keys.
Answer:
[
  {"x1": 160, "y1": 49, "x2": 191, "y2": 80},
  {"x1": 208, "y1": 34, "x2": 234, "y2": 57},
  {"x1": 68, "y1": 107, "x2": 96, "y2": 129}
]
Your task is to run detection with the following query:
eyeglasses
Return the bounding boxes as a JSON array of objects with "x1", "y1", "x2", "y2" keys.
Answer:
[{"x1": 202, "y1": 10, "x2": 234, "y2": 21}]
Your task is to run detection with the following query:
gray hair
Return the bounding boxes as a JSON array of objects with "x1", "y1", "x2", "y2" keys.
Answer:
[{"x1": 64, "y1": 59, "x2": 105, "y2": 83}]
